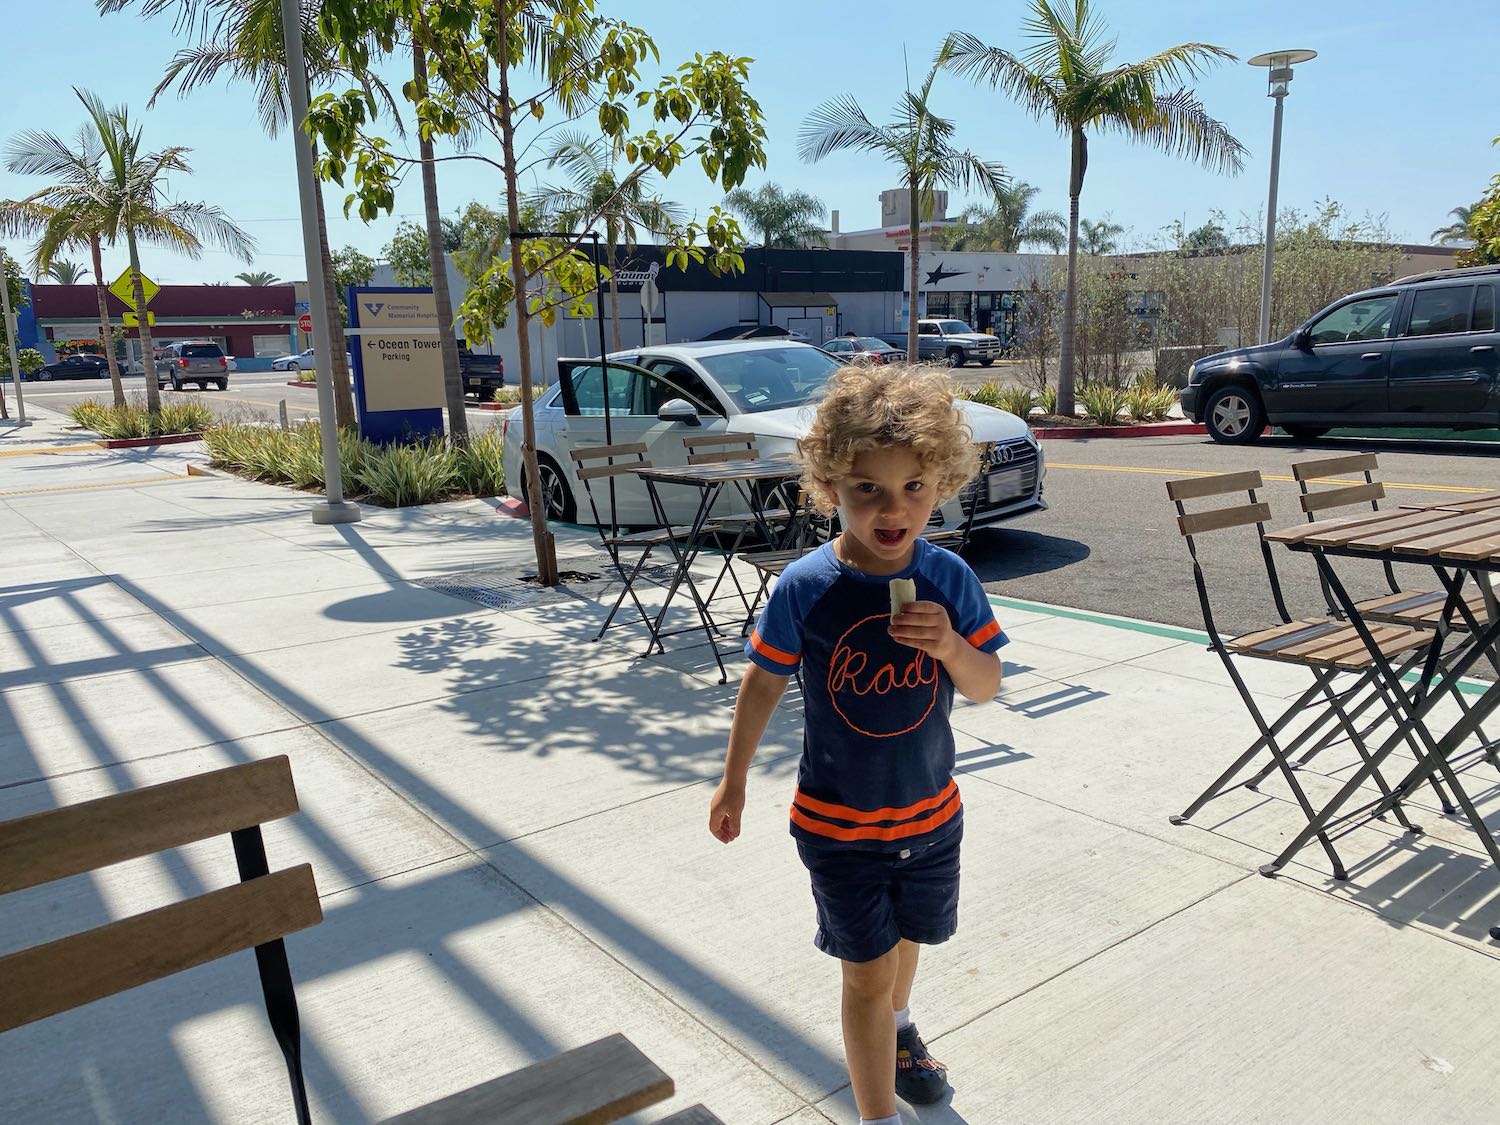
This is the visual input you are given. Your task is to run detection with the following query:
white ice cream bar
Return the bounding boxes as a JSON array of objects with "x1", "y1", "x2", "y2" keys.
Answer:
[{"x1": 889, "y1": 577, "x2": 917, "y2": 618}]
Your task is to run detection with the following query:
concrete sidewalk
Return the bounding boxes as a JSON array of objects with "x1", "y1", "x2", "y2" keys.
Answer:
[{"x1": 1, "y1": 430, "x2": 1497, "y2": 1124}]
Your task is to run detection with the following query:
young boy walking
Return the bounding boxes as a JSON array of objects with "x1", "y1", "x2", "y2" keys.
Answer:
[{"x1": 709, "y1": 364, "x2": 1006, "y2": 1124}]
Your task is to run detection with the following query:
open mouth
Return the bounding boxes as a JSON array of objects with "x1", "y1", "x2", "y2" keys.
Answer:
[{"x1": 874, "y1": 528, "x2": 907, "y2": 547}]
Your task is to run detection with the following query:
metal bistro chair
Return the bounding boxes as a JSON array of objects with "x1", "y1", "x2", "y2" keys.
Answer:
[
  {"x1": 1164, "y1": 471, "x2": 1437, "y2": 880},
  {"x1": 570, "y1": 443, "x2": 723, "y2": 648}
]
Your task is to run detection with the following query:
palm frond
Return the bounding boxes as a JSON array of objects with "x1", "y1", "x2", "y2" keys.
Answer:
[
  {"x1": 1098, "y1": 86, "x2": 1245, "y2": 176},
  {"x1": 940, "y1": 32, "x2": 1062, "y2": 125},
  {"x1": 797, "y1": 95, "x2": 893, "y2": 163}
]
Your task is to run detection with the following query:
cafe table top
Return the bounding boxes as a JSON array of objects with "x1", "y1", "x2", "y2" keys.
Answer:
[
  {"x1": 633, "y1": 456, "x2": 802, "y2": 487},
  {"x1": 1265, "y1": 503, "x2": 1500, "y2": 564}
]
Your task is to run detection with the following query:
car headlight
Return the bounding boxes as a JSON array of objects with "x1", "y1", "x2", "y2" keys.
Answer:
[{"x1": 1186, "y1": 361, "x2": 1200, "y2": 383}]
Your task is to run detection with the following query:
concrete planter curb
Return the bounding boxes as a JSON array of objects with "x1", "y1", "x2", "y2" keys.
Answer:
[
  {"x1": 1032, "y1": 420, "x2": 1206, "y2": 440},
  {"x1": 286, "y1": 380, "x2": 316, "y2": 389},
  {"x1": 97, "y1": 432, "x2": 205, "y2": 450}
]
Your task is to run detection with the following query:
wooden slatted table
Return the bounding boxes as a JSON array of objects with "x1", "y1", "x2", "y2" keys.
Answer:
[{"x1": 1265, "y1": 503, "x2": 1500, "y2": 939}]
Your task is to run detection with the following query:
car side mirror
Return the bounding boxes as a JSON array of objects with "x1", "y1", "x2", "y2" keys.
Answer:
[
  {"x1": 658, "y1": 398, "x2": 701, "y2": 426},
  {"x1": 1292, "y1": 328, "x2": 1311, "y2": 350}
]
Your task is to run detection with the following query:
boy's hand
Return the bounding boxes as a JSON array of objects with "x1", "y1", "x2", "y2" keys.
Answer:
[
  {"x1": 709, "y1": 780, "x2": 746, "y2": 843},
  {"x1": 889, "y1": 601, "x2": 961, "y2": 662}
]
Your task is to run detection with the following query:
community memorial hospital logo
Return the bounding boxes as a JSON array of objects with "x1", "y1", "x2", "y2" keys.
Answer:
[{"x1": 828, "y1": 614, "x2": 938, "y2": 738}]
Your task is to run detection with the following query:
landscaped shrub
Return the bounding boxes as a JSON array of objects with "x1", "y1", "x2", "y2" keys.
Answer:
[
  {"x1": 295, "y1": 369, "x2": 316, "y2": 382},
  {"x1": 68, "y1": 397, "x2": 212, "y2": 438},
  {"x1": 452, "y1": 428, "x2": 506, "y2": 497},
  {"x1": 1078, "y1": 383, "x2": 1130, "y2": 425},
  {"x1": 965, "y1": 381, "x2": 1004, "y2": 407},
  {"x1": 995, "y1": 387, "x2": 1036, "y2": 418},
  {"x1": 354, "y1": 439, "x2": 458, "y2": 507},
  {"x1": 1038, "y1": 384, "x2": 1060, "y2": 416},
  {"x1": 490, "y1": 384, "x2": 545, "y2": 405}
]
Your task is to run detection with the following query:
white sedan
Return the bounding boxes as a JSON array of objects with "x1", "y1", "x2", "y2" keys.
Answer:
[
  {"x1": 272, "y1": 347, "x2": 352, "y2": 372},
  {"x1": 500, "y1": 339, "x2": 1046, "y2": 531}
]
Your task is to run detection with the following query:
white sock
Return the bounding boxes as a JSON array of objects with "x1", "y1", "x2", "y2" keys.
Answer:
[
  {"x1": 893, "y1": 1006, "x2": 911, "y2": 1031},
  {"x1": 860, "y1": 1116, "x2": 902, "y2": 1125}
]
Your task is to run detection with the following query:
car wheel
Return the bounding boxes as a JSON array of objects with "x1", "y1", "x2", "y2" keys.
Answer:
[
  {"x1": 520, "y1": 454, "x2": 577, "y2": 523},
  {"x1": 1203, "y1": 383, "x2": 1266, "y2": 445},
  {"x1": 978, "y1": 358, "x2": 995, "y2": 367},
  {"x1": 215, "y1": 379, "x2": 228, "y2": 391},
  {"x1": 945, "y1": 349, "x2": 965, "y2": 368},
  {"x1": 1282, "y1": 425, "x2": 1330, "y2": 442},
  {"x1": 287, "y1": 361, "x2": 299, "y2": 372},
  {"x1": 170, "y1": 376, "x2": 183, "y2": 392}
]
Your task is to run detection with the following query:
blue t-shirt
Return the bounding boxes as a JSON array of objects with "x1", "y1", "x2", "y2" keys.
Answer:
[{"x1": 745, "y1": 537, "x2": 1008, "y2": 852}]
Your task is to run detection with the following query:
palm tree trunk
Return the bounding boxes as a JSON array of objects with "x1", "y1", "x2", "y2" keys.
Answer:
[
  {"x1": 91, "y1": 236, "x2": 125, "y2": 408},
  {"x1": 312, "y1": 182, "x2": 355, "y2": 428},
  {"x1": 413, "y1": 43, "x2": 468, "y2": 445},
  {"x1": 1057, "y1": 129, "x2": 1086, "y2": 418},
  {"x1": 907, "y1": 173, "x2": 921, "y2": 362},
  {"x1": 499, "y1": 42, "x2": 557, "y2": 585},
  {"x1": 126, "y1": 229, "x2": 161, "y2": 414}
]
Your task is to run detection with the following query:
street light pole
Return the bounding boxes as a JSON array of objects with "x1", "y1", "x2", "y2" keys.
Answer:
[
  {"x1": 277, "y1": 0, "x2": 359, "y2": 525},
  {"x1": 0, "y1": 250, "x2": 27, "y2": 426},
  {"x1": 1249, "y1": 50, "x2": 1317, "y2": 346}
]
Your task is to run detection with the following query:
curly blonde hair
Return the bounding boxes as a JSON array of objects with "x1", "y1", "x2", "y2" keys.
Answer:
[{"x1": 798, "y1": 363, "x2": 979, "y2": 516}]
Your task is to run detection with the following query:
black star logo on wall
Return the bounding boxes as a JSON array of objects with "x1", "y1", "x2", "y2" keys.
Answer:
[{"x1": 924, "y1": 262, "x2": 966, "y2": 285}]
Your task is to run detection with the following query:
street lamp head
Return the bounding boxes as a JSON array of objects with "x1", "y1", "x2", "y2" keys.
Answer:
[{"x1": 1249, "y1": 49, "x2": 1317, "y2": 98}]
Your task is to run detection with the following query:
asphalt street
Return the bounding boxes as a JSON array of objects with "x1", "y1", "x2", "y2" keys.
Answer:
[{"x1": 967, "y1": 431, "x2": 1500, "y2": 644}]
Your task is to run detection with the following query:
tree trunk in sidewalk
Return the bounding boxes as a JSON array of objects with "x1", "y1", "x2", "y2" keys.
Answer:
[
  {"x1": 312, "y1": 180, "x2": 355, "y2": 428},
  {"x1": 414, "y1": 43, "x2": 468, "y2": 444},
  {"x1": 90, "y1": 236, "x2": 125, "y2": 408},
  {"x1": 1057, "y1": 128, "x2": 1087, "y2": 420},
  {"x1": 126, "y1": 230, "x2": 161, "y2": 414}
]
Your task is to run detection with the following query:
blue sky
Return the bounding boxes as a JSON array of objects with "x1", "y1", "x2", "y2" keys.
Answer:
[{"x1": 2, "y1": 0, "x2": 1495, "y2": 285}]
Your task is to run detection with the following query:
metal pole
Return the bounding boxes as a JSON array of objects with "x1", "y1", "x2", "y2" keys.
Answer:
[
  {"x1": 592, "y1": 233, "x2": 613, "y2": 447},
  {"x1": 1257, "y1": 91, "x2": 1286, "y2": 346},
  {"x1": 0, "y1": 252, "x2": 26, "y2": 425},
  {"x1": 278, "y1": 0, "x2": 359, "y2": 525}
]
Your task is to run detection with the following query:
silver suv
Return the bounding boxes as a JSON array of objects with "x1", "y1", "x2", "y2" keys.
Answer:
[{"x1": 158, "y1": 341, "x2": 229, "y2": 391}]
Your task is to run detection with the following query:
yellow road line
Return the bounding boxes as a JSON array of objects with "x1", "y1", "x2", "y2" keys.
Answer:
[
  {"x1": 0, "y1": 443, "x2": 102, "y2": 458},
  {"x1": 1045, "y1": 462, "x2": 1492, "y2": 495},
  {"x1": 0, "y1": 474, "x2": 185, "y2": 498}
]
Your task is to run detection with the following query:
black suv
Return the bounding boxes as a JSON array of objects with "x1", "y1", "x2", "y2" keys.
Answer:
[{"x1": 1182, "y1": 265, "x2": 1500, "y2": 443}]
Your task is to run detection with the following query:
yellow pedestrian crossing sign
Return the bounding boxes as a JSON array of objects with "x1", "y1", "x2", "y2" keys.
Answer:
[
  {"x1": 122, "y1": 311, "x2": 156, "y2": 328},
  {"x1": 109, "y1": 268, "x2": 159, "y2": 310}
]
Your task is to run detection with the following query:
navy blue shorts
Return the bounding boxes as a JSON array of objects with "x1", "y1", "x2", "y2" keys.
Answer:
[{"x1": 796, "y1": 823, "x2": 962, "y2": 963}]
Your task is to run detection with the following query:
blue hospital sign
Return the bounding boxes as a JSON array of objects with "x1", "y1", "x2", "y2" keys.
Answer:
[{"x1": 348, "y1": 287, "x2": 445, "y2": 443}]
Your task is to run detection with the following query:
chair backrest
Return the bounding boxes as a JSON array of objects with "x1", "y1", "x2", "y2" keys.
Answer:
[
  {"x1": 682, "y1": 432, "x2": 758, "y2": 465},
  {"x1": 570, "y1": 443, "x2": 651, "y2": 537},
  {"x1": 1165, "y1": 470, "x2": 1289, "y2": 634},
  {"x1": 0, "y1": 755, "x2": 320, "y2": 1119},
  {"x1": 1291, "y1": 453, "x2": 1384, "y2": 520}
]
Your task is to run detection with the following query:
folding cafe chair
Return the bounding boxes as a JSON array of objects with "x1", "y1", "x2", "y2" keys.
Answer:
[
  {"x1": 570, "y1": 443, "x2": 723, "y2": 649},
  {"x1": 1164, "y1": 470, "x2": 1439, "y2": 879},
  {"x1": 920, "y1": 441, "x2": 994, "y2": 555}
]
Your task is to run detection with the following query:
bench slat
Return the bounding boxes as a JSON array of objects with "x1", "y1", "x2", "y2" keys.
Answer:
[
  {"x1": 1164, "y1": 470, "x2": 1262, "y2": 502},
  {"x1": 570, "y1": 443, "x2": 647, "y2": 462},
  {"x1": 1291, "y1": 453, "x2": 1379, "y2": 481},
  {"x1": 1176, "y1": 501, "x2": 1271, "y2": 537},
  {"x1": 0, "y1": 864, "x2": 321, "y2": 1033},
  {"x1": 379, "y1": 1033, "x2": 673, "y2": 1125},
  {"x1": 1299, "y1": 481, "x2": 1385, "y2": 513},
  {"x1": 0, "y1": 756, "x2": 297, "y2": 896}
]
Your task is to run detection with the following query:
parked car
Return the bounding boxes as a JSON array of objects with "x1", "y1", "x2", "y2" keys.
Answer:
[
  {"x1": 1182, "y1": 265, "x2": 1500, "y2": 443},
  {"x1": 158, "y1": 341, "x2": 229, "y2": 391},
  {"x1": 30, "y1": 353, "x2": 110, "y2": 380},
  {"x1": 879, "y1": 320, "x2": 1004, "y2": 368},
  {"x1": 699, "y1": 324, "x2": 811, "y2": 343},
  {"x1": 822, "y1": 335, "x2": 906, "y2": 365},
  {"x1": 500, "y1": 339, "x2": 1046, "y2": 530},
  {"x1": 272, "y1": 347, "x2": 352, "y2": 372},
  {"x1": 459, "y1": 349, "x2": 505, "y2": 397}
]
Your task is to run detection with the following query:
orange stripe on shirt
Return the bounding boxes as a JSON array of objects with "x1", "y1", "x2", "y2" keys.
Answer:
[
  {"x1": 967, "y1": 619, "x2": 1001, "y2": 648},
  {"x1": 749, "y1": 629, "x2": 799, "y2": 667},
  {"x1": 790, "y1": 791, "x2": 962, "y2": 843},
  {"x1": 793, "y1": 779, "x2": 959, "y2": 825}
]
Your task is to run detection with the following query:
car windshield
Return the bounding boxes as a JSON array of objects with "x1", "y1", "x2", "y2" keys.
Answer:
[
  {"x1": 695, "y1": 346, "x2": 842, "y2": 413},
  {"x1": 936, "y1": 320, "x2": 974, "y2": 335}
]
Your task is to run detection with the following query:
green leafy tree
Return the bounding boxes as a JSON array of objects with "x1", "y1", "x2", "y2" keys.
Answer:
[
  {"x1": 235, "y1": 269, "x2": 280, "y2": 284},
  {"x1": 1456, "y1": 139, "x2": 1500, "y2": 267},
  {"x1": 1079, "y1": 217, "x2": 1123, "y2": 255},
  {"x1": 1182, "y1": 220, "x2": 1229, "y2": 251},
  {"x1": 330, "y1": 244, "x2": 375, "y2": 323},
  {"x1": 539, "y1": 129, "x2": 686, "y2": 351},
  {"x1": 382, "y1": 220, "x2": 432, "y2": 286},
  {"x1": 45, "y1": 259, "x2": 88, "y2": 284},
  {"x1": 1431, "y1": 203, "x2": 1476, "y2": 247},
  {"x1": 799, "y1": 40, "x2": 1007, "y2": 361},
  {"x1": 722, "y1": 182, "x2": 827, "y2": 248},
  {"x1": 944, "y1": 2, "x2": 1245, "y2": 415},
  {"x1": 312, "y1": 0, "x2": 767, "y2": 583},
  {"x1": 939, "y1": 180, "x2": 1064, "y2": 252}
]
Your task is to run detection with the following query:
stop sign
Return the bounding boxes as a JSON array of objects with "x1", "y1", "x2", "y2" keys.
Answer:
[{"x1": 297, "y1": 313, "x2": 313, "y2": 333}]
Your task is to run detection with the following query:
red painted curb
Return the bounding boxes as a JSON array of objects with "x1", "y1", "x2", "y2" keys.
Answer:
[
  {"x1": 98, "y1": 432, "x2": 205, "y2": 449},
  {"x1": 494, "y1": 497, "x2": 529, "y2": 518},
  {"x1": 286, "y1": 380, "x2": 316, "y2": 388},
  {"x1": 1032, "y1": 421, "x2": 1206, "y2": 440}
]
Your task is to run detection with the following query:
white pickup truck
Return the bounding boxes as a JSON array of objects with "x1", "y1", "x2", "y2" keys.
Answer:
[{"x1": 879, "y1": 319, "x2": 1005, "y2": 368}]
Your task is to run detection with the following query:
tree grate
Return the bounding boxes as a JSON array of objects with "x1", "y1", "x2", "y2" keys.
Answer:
[{"x1": 416, "y1": 567, "x2": 615, "y2": 611}]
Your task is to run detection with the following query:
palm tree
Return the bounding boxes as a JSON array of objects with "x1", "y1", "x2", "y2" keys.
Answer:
[
  {"x1": 46, "y1": 259, "x2": 88, "y2": 284},
  {"x1": 79, "y1": 89, "x2": 254, "y2": 412},
  {"x1": 1080, "y1": 216, "x2": 1124, "y2": 255},
  {"x1": 1431, "y1": 204, "x2": 1476, "y2": 247},
  {"x1": 939, "y1": 180, "x2": 1065, "y2": 252},
  {"x1": 943, "y1": 2, "x2": 1245, "y2": 415},
  {"x1": 722, "y1": 183, "x2": 827, "y2": 249},
  {"x1": 2, "y1": 118, "x2": 130, "y2": 404},
  {"x1": 800, "y1": 43, "x2": 1007, "y2": 362},
  {"x1": 537, "y1": 130, "x2": 686, "y2": 353},
  {"x1": 235, "y1": 269, "x2": 280, "y2": 284},
  {"x1": 97, "y1": 0, "x2": 392, "y2": 428}
]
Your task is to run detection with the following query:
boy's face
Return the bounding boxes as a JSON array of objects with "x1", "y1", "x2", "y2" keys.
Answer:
[{"x1": 825, "y1": 446, "x2": 939, "y2": 574}]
